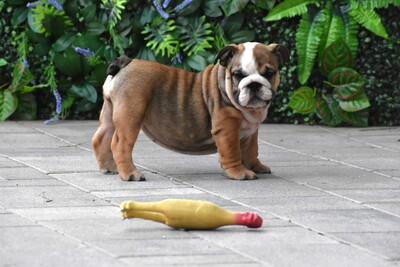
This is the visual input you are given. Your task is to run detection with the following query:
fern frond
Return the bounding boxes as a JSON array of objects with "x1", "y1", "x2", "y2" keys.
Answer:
[
  {"x1": 318, "y1": 5, "x2": 345, "y2": 63},
  {"x1": 360, "y1": 0, "x2": 400, "y2": 9},
  {"x1": 296, "y1": 9, "x2": 327, "y2": 84},
  {"x1": 338, "y1": 5, "x2": 359, "y2": 62},
  {"x1": 349, "y1": 0, "x2": 388, "y2": 39},
  {"x1": 264, "y1": 0, "x2": 319, "y2": 21}
]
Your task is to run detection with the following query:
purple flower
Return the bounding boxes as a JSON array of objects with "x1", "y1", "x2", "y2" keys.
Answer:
[
  {"x1": 23, "y1": 58, "x2": 29, "y2": 67},
  {"x1": 175, "y1": 53, "x2": 182, "y2": 64},
  {"x1": 75, "y1": 47, "x2": 94, "y2": 57},
  {"x1": 163, "y1": 0, "x2": 172, "y2": 9},
  {"x1": 153, "y1": 0, "x2": 169, "y2": 19},
  {"x1": 44, "y1": 117, "x2": 59, "y2": 125},
  {"x1": 52, "y1": 89, "x2": 62, "y2": 115},
  {"x1": 26, "y1": 1, "x2": 40, "y2": 8},
  {"x1": 48, "y1": 0, "x2": 63, "y2": 11},
  {"x1": 174, "y1": 0, "x2": 192, "y2": 12}
]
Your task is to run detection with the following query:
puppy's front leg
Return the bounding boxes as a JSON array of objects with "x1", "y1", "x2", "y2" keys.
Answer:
[
  {"x1": 212, "y1": 116, "x2": 256, "y2": 180},
  {"x1": 241, "y1": 131, "x2": 271, "y2": 174}
]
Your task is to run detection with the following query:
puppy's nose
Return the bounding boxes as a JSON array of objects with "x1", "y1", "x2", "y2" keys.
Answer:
[{"x1": 248, "y1": 82, "x2": 261, "y2": 91}]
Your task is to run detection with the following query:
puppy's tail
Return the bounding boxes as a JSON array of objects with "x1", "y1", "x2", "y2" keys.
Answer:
[{"x1": 107, "y1": 55, "x2": 132, "y2": 76}]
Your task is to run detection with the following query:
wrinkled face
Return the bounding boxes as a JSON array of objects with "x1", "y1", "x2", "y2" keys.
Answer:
[{"x1": 231, "y1": 43, "x2": 280, "y2": 109}]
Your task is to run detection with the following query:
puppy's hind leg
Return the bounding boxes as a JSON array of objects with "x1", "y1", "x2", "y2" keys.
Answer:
[
  {"x1": 92, "y1": 98, "x2": 118, "y2": 174},
  {"x1": 111, "y1": 104, "x2": 145, "y2": 182}
]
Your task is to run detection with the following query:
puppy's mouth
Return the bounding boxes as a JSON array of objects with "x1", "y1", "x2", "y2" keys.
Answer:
[
  {"x1": 236, "y1": 86, "x2": 275, "y2": 109},
  {"x1": 236, "y1": 76, "x2": 274, "y2": 109}
]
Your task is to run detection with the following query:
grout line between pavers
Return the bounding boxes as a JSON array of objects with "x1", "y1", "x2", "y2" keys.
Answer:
[{"x1": 318, "y1": 126, "x2": 400, "y2": 153}]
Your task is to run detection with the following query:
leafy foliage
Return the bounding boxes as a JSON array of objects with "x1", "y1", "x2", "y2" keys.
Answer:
[
  {"x1": 1, "y1": 0, "x2": 272, "y2": 121},
  {"x1": 264, "y1": 0, "x2": 397, "y2": 85},
  {"x1": 288, "y1": 40, "x2": 370, "y2": 126}
]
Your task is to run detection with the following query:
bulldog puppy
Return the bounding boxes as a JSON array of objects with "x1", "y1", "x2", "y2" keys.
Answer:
[{"x1": 92, "y1": 42, "x2": 289, "y2": 181}]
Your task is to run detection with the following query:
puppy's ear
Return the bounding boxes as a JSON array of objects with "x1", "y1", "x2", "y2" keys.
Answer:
[
  {"x1": 214, "y1": 44, "x2": 238, "y2": 67},
  {"x1": 267, "y1": 44, "x2": 289, "y2": 67}
]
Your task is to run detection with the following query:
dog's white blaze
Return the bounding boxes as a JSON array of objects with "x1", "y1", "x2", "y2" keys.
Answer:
[
  {"x1": 241, "y1": 42, "x2": 259, "y2": 75},
  {"x1": 103, "y1": 75, "x2": 114, "y2": 97}
]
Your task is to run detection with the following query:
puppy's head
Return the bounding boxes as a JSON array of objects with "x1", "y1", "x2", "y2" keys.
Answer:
[{"x1": 215, "y1": 42, "x2": 289, "y2": 110}]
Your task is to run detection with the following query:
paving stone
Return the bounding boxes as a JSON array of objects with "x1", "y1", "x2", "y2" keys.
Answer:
[
  {"x1": 273, "y1": 165, "x2": 400, "y2": 190},
  {"x1": 119, "y1": 254, "x2": 262, "y2": 266},
  {"x1": 0, "y1": 166, "x2": 53, "y2": 180},
  {"x1": 288, "y1": 208, "x2": 400, "y2": 233},
  {"x1": 330, "y1": 188, "x2": 400, "y2": 203},
  {"x1": 235, "y1": 196, "x2": 368, "y2": 219},
  {"x1": 333, "y1": 232, "x2": 400, "y2": 260},
  {"x1": 14, "y1": 152, "x2": 99, "y2": 174},
  {"x1": 39, "y1": 218, "x2": 193, "y2": 242},
  {"x1": 0, "y1": 213, "x2": 37, "y2": 227},
  {"x1": 0, "y1": 185, "x2": 109, "y2": 208},
  {"x1": 51, "y1": 171, "x2": 186, "y2": 192},
  {"x1": 0, "y1": 157, "x2": 25, "y2": 168},
  {"x1": 0, "y1": 178, "x2": 66, "y2": 187},
  {"x1": 0, "y1": 226, "x2": 125, "y2": 267},
  {"x1": 93, "y1": 237, "x2": 230, "y2": 258},
  {"x1": 367, "y1": 202, "x2": 400, "y2": 216},
  {"x1": 10, "y1": 206, "x2": 118, "y2": 221},
  {"x1": 182, "y1": 176, "x2": 328, "y2": 199}
]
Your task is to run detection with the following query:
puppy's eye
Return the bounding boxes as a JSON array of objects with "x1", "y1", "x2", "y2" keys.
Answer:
[
  {"x1": 263, "y1": 68, "x2": 276, "y2": 79},
  {"x1": 233, "y1": 71, "x2": 245, "y2": 80}
]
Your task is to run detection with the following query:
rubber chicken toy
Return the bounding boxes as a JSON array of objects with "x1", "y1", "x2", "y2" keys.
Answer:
[{"x1": 120, "y1": 199, "x2": 263, "y2": 230}]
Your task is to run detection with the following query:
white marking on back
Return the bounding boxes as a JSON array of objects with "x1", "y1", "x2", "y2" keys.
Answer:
[
  {"x1": 103, "y1": 75, "x2": 114, "y2": 97},
  {"x1": 241, "y1": 42, "x2": 259, "y2": 75}
]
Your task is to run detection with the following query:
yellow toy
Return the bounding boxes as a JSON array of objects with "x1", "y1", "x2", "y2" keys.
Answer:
[{"x1": 120, "y1": 199, "x2": 263, "y2": 230}]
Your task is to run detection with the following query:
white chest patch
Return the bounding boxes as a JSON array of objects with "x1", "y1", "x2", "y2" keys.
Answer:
[
  {"x1": 241, "y1": 42, "x2": 259, "y2": 75},
  {"x1": 103, "y1": 75, "x2": 115, "y2": 97}
]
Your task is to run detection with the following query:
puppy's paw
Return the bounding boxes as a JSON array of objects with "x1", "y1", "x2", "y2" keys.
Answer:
[
  {"x1": 121, "y1": 169, "x2": 146, "y2": 182},
  {"x1": 225, "y1": 165, "x2": 257, "y2": 180},
  {"x1": 251, "y1": 161, "x2": 271, "y2": 174},
  {"x1": 101, "y1": 168, "x2": 118, "y2": 175}
]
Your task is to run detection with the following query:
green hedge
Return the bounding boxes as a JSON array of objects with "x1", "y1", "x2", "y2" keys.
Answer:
[{"x1": 1, "y1": 1, "x2": 399, "y2": 125}]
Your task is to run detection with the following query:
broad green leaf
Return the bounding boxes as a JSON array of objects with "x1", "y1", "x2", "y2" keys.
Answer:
[
  {"x1": 296, "y1": 9, "x2": 327, "y2": 84},
  {"x1": 264, "y1": 0, "x2": 317, "y2": 21},
  {"x1": 252, "y1": 0, "x2": 276, "y2": 10},
  {"x1": 86, "y1": 21, "x2": 106, "y2": 36},
  {"x1": 0, "y1": 59, "x2": 7, "y2": 67},
  {"x1": 203, "y1": 0, "x2": 224, "y2": 17},
  {"x1": 82, "y1": 5, "x2": 96, "y2": 21},
  {"x1": 325, "y1": 94, "x2": 342, "y2": 125},
  {"x1": 333, "y1": 80, "x2": 366, "y2": 100},
  {"x1": 11, "y1": 7, "x2": 28, "y2": 26},
  {"x1": 288, "y1": 86, "x2": 316, "y2": 114},
  {"x1": 54, "y1": 48, "x2": 83, "y2": 78},
  {"x1": 338, "y1": 107, "x2": 369, "y2": 126},
  {"x1": 221, "y1": 0, "x2": 249, "y2": 16},
  {"x1": 69, "y1": 84, "x2": 97, "y2": 103},
  {"x1": 339, "y1": 92, "x2": 371, "y2": 112},
  {"x1": 321, "y1": 39, "x2": 352, "y2": 75},
  {"x1": 53, "y1": 33, "x2": 76, "y2": 52},
  {"x1": 327, "y1": 67, "x2": 361, "y2": 85},
  {"x1": 349, "y1": 0, "x2": 388, "y2": 39},
  {"x1": 315, "y1": 96, "x2": 341, "y2": 126},
  {"x1": 0, "y1": 90, "x2": 18, "y2": 121},
  {"x1": 229, "y1": 30, "x2": 255, "y2": 43},
  {"x1": 186, "y1": 54, "x2": 208, "y2": 71},
  {"x1": 10, "y1": 93, "x2": 37, "y2": 120}
]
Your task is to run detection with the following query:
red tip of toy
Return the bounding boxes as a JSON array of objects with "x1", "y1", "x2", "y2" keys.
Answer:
[{"x1": 236, "y1": 212, "x2": 263, "y2": 228}]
